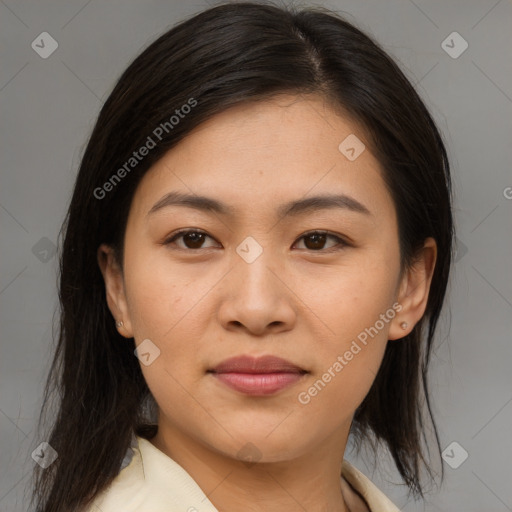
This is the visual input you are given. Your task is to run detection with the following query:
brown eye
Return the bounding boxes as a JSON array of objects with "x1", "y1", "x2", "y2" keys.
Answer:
[
  {"x1": 294, "y1": 231, "x2": 347, "y2": 252},
  {"x1": 164, "y1": 230, "x2": 218, "y2": 250},
  {"x1": 181, "y1": 231, "x2": 206, "y2": 249},
  {"x1": 164, "y1": 229, "x2": 347, "y2": 252}
]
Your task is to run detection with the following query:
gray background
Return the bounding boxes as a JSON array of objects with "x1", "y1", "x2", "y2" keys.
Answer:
[{"x1": 1, "y1": 0, "x2": 511, "y2": 510}]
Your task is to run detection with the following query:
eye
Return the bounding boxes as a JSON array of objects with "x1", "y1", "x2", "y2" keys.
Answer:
[
  {"x1": 293, "y1": 230, "x2": 348, "y2": 252},
  {"x1": 163, "y1": 229, "x2": 219, "y2": 250},
  {"x1": 163, "y1": 229, "x2": 348, "y2": 252}
]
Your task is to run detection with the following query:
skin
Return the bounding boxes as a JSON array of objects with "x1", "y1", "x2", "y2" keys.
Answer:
[{"x1": 98, "y1": 93, "x2": 437, "y2": 512}]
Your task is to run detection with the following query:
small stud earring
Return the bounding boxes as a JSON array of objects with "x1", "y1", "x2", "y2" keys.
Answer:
[
  {"x1": 400, "y1": 321, "x2": 408, "y2": 330},
  {"x1": 116, "y1": 320, "x2": 124, "y2": 328}
]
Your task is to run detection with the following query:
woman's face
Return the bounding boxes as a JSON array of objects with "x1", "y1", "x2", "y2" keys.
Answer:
[{"x1": 99, "y1": 93, "x2": 434, "y2": 463}]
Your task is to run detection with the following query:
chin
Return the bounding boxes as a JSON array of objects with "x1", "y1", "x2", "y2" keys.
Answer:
[{"x1": 219, "y1": 430, "x2": 305, "y2": 462}]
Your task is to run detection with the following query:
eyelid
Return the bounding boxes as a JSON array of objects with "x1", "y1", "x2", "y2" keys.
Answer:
[{"x1": 162, "y1": 229, "x2": 350, "y2": 251}]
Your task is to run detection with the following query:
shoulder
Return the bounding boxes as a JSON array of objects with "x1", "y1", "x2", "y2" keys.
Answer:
[
  {"x1": 82, "y1": 436, "x2": 218, "y2": 512},
  {"x1": 341, "y1": 460, "x2": 401, "y2": 512},
  {"x1": 81, "y1": 442, "x2": 149, "y2": 512}
]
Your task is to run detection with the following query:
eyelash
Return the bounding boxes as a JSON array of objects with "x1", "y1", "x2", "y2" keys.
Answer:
[{"x1": 162, "y1": 229, "x2": 349, "y2": 253}]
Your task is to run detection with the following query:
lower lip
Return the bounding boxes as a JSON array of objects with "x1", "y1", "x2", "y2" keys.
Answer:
[{"x1": 211, "y1": 372, "x2": 304, "y2": 396}]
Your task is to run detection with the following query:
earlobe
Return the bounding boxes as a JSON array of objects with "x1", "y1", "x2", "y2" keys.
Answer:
[
  {"x1": 388, "y1": 237, "x2": 437, "y2": 341},
  {"x1": 97, "y1": 244, "x2": 134, "y2": 338}
]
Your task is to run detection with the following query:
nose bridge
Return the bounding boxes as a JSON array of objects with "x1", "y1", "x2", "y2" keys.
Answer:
[
  {"x1": 233, "y1": 234, "x2": 280, "y2": 297},
  {"x1": 216, "y1": 233, "x2": 296, "y2": 334}
]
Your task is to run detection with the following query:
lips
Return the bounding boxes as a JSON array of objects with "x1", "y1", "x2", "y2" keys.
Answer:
[
  {"x1": 208, "y1": 355, "x2": 307, "y2": 396},
  {"x1": 210, "y1": 355, "x2": 306, "y2": 374}
]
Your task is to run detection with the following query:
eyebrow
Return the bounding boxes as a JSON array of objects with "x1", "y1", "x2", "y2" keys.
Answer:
[{"x1": 147, "y1": 191, "x2": 371, "y2": 218}]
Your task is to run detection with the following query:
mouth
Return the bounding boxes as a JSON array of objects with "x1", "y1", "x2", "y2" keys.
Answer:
[{"x1": 207, "y1": 355, "x2": 308, "y2": 396}]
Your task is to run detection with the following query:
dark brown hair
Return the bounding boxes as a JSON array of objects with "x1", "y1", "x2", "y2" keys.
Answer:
[{"x1": 31, "y1": 2, "x2": 453, "y2": 510}]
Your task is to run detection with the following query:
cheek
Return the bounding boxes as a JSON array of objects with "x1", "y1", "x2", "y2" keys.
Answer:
[
  {"x1": 296, "y1": 346, "x2": 384, "y2": 433},
  {"x1": 123, "y1": 250, "x2": 219, "y2": 397},
  {"x1": 297, "y1": 256, "x2": 398, "y2": 409},
  {"x1": 296, "y1": 281, "x2": 393, "y2": 423},
  {"x1": 305, "y1": 255, "x2": 399, "y2": 341},
  {"x1": 124, "y1": 248, "x2": 206, "y2": 338}
]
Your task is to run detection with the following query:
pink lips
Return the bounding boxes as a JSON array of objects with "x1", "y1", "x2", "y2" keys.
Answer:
[{"x1": 208, "y1": 355, "x2": 307, "y2": 396}]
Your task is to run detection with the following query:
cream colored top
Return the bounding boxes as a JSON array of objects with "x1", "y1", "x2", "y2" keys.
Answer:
[{"x1": 84, "y1": 435, "x2": 400, "y2": 512}]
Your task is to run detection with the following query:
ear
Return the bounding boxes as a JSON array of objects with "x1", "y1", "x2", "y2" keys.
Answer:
[
  {"x1": 97, "y1": 243, "x2": 134, "y2": 338},
  {"x1": 388, "y1": 237, "x2": 437, "y2": 340}
]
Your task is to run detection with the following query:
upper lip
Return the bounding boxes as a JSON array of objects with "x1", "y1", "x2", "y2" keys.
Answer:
[{"x1": 209, "y1": 355, "x2": 307, "y2": 374}]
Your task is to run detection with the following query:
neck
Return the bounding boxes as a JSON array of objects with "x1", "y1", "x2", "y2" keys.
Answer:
[{"x1": 150, "y1": 421, "x2": 353, "y2": 512}]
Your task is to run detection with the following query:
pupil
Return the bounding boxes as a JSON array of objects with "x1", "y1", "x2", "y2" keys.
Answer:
[
  {"x1": 185, "y1": 232, "x2": 204, "y2": 248},
  {"x1": 307, "y1": 233, "x2": 326, "y2": 250}
]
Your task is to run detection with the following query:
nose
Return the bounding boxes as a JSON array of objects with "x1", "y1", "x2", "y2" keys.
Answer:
[{"x1": 216, "y1": 246, "x2": 297, "y2": 336}]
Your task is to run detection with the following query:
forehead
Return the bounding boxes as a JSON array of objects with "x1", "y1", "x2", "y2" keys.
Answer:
[{"x1": 128, "y1": 93, "x2": 393, "y2": 223}]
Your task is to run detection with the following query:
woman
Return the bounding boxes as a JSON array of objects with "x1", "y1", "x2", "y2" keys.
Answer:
[{"x1": 31, "y1": 2, "x2": 454, "y2": 511}]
